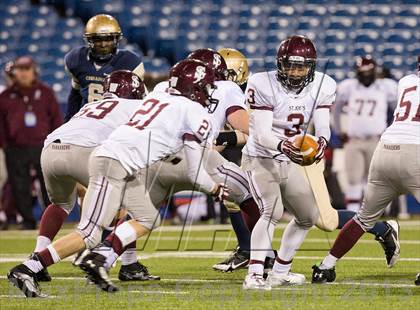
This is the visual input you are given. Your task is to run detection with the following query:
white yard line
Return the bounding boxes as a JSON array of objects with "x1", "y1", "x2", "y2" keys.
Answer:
[
  {"x1": 0, "y1": 253, "x2": 419, "y2": 263},
  {"x1": 1, "y1": 275, "x2": 417, "y2": 289}
]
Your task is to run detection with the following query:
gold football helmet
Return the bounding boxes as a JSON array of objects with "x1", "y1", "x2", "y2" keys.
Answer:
[
  {"x1": 84, "y1": 14, "x2": 122, "y2": 62},
  {"x1": 218, "y1": 48, "x2": 249, "y2": 85}
]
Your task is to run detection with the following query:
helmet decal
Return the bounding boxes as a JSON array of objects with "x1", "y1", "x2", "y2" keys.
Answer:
[{"x1": 194, "y1": 66, "x2": 207, "y2": 83}]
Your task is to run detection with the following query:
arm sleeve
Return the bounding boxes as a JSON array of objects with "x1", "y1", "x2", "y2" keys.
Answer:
[
  {"x1": 184, "y1": 105, "x2": 213, "y2": 144},
  {"x1": 0, "y1": 104, "x2": 5, "y2": 147},
  {"x1": 251, "y1": 109, "x2": 282, "y2": 151},
  {"x1": 314, "y1": 108, "x2": 331, "y2": 140},
  {"x1": 64, "y1": 87, "x2": 83, "y2": 122},
  {"x1": 386, "y1": 79, "x2": 398, "y2": 110},
  {"x1": 183, "y1": 140, "x2": 217, "y2": 193}
]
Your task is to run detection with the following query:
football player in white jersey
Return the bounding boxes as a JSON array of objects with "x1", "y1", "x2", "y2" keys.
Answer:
[
  {"x1": 92, "y1": 48, "x2": 263, "y2": 273},
  {"x1": 25, "y1": 70, "x2": 147, "y2": 282},
  {"x1": 334, "y1": 56, "x2": 398, "y2": 211},
  {"x1": 242, "y1": 35, "x2": 334, "y2": 290},
  {"x1": 8, "y1": 59, "x2": 228, "y2": 297},
  {"x1": 151, "y1": 49, "x2": 263, "y2": 271},
  {"x1": 312, "y1": 57, "x2": 420, "y2": 285}
]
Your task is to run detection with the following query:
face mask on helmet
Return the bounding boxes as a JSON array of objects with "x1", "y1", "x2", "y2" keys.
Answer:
[
  {"x1": 204, "y1": 83, "x2": 218, "y2": 113},
  {"x1": 278, "y1": 59, "x2": 313, "y2": 93},
  {"x1": 86, "y1": 34, "x2": 121, "y2": 63},
  {"x1": 357, "y1": 69, "x2": 376, "y2": 87}
]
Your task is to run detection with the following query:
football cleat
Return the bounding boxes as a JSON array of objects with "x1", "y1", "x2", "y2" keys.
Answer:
[
  {"x1": 29, "y1": 253, "x2": 51, "y2": 282},
  {"x1": 118, "y1": 261, "x2": 161, "y2": 281},
  {"x1": 415, "y1": 273, "x2": 420, "y2": 286},
  {"x1": 311, "y1": 264, "x2": 336, "y2": 284},
  {"x1": 72, "y1": 249, "x2": 91, "y2": 267},
  {"x1": 267, "y1": 271, "x2": 306, "y2": 286},
  {"x1": 79, "y1": 252, "x2": 118, "y2": 292},
  {"x1": 212, "y1": 247, "x2": 250, "y2": 272},
  {"x1": 375, "y1": 220, "x2": 400, "y2": 268},
  {"x1": 243, "y1": 273, "x2": 271, "y2": 291},
  {"x1": 7, "y1": 264, "x2": 46, "y2": 298}
]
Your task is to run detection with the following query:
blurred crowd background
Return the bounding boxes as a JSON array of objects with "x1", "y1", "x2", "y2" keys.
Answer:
[{"x1": 0, "y1": 0, "x2": 419, "y2": 229}]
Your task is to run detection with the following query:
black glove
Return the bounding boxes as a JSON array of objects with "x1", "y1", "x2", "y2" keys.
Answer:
[{"x1": 215, "y1": 131, "x2": 237, "y2": 146}]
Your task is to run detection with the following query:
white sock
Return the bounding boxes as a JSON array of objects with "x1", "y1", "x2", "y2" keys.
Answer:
[
  {"x1": 23, "y1": 258, "x2": 44, "y2": 273},
  {"x1": 250, "y1": 218, "x2": 275, "y2": 262},
  {"x1": 121, "y1": 248, "x2": 137, "y2": 266},
  {"x1": 278, "y1": 220, "x2": 310, "y2": 262},
  {"x1": 272, "y1": 261, "x2": 292, "y2": 275},
  {"x1": 34, "y1": 236, "x2": 51, "y2": 253},
  {"x1": 320, "y1": 253, "x2": 338, "y2": 269},
  {"x1": 248, "y1": 263, "x2": 264, "y2": 276}
]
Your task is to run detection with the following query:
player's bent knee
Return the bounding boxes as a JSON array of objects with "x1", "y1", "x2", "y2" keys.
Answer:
[
  {"x1": 77, "y1": 227, "x2": 102, "y2": 249},
  {"x1": 295, "y1": 208, "x2": 319, "y2": 229}
]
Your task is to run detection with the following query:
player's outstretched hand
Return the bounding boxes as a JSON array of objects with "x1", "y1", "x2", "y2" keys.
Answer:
[
  {"x1": 212, "y1": 184, "x2": 230, "y2": 202},
  {"x1": 277, "y1": 139, "x2": 304, "y2": 165},
  {"x1": 315, "y1": 136, "x2": 328, "y2": 163}
]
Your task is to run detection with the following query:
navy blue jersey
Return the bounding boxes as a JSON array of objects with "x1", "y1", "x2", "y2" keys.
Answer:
[{"x1": 64, "y1": 46, "x2": 142, "y2": 120}]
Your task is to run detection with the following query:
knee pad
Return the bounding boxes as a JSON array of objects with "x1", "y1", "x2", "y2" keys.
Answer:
[
  {"x1": 77, "y1": 226, "x2": 102, "y2": 249},
  {"x1": 135, "y1": 209, "x2": 161, "y2": 231}
]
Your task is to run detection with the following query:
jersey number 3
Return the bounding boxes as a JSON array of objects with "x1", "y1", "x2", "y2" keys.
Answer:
[
  {"x1": 74, "y1": 100, "x2": 118, "y2": 119},
  {"x1": 127, "y1": 99, "x2": 169, "y2": 130}
]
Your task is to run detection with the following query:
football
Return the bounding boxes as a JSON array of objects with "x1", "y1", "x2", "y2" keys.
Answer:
[{"x1": 293, "y1": 134, "x2": 318, "y2": 166}]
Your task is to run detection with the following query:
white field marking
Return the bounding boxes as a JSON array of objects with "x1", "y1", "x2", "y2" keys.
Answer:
[
  {"x1": 1, "y1": 276, "x2": 417, "y2": 289},
  {"x1": 0, "y1": 294, "x2": 58, "y2": 298},
  {"x1": 1, "y1": 253, "x2": 420, "y2": 263},
  {"x1": 128, "y1": 290, "x2": 190, "y2": 294}
]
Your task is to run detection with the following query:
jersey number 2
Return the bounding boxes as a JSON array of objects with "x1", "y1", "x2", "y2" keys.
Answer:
[{"x1": 127, "y1": 99, "x2": 169, "y2": 130}]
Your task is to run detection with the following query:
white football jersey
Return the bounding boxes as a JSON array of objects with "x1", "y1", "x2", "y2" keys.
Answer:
[
  {"x1": 153, "y1": 80, "x2": 246, "y2": 141},
  {"x1": 44, "y1": 94, "x2": 141, "y2": 148},
  {"x1": 243, "y1": 70, "x2": 336, "y2": 159},
  {"x1": 95, "y1": 91, "x2": 212, "y2": 174},
  {"x1": 336, "y1": 78, "x2": 397, "y2": 138},
  {"x1": 381, "y1": 74, "x2": 420, "y2": 145}
]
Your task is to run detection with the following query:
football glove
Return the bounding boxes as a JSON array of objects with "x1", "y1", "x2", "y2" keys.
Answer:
[
  {"x1": 315, "y1": 136, "x2": 328, "y2": 163},
  {"x1": 277, "y1": 139, "x2": 304, "y2": 165},
  {"x1": 212, "y1": 183, "x2": 230, "y2": 202}
]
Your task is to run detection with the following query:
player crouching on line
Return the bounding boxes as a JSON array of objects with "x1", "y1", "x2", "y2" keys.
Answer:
[
  {"x1": 7, "y1": 59, "x2": 229, "y2": 297},
  {"x1": 312, "y1": 57, "x2": 420, "y2": 285}
]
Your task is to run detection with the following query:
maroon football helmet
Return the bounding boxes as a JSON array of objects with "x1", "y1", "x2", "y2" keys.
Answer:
[
  {"x1": 356, "y1": 55, "x2": 377, "y2": 87},
  {"x1": 103, "y1": 70, "x2": 146, "y2": 100},
  {"x1": 187, "y1": 48, "x2": 228, "y2": 81},
  {"x1": 277, "y1": 35, "x2": 317, "y2": 93},
  {"x1": 168, "y1": 59, "x2": 217, "y2": 112}
]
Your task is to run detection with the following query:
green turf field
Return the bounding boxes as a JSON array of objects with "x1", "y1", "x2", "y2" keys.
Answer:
[{"x1": 0, "y1": 221, "x2": 419, "y2": 309}]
